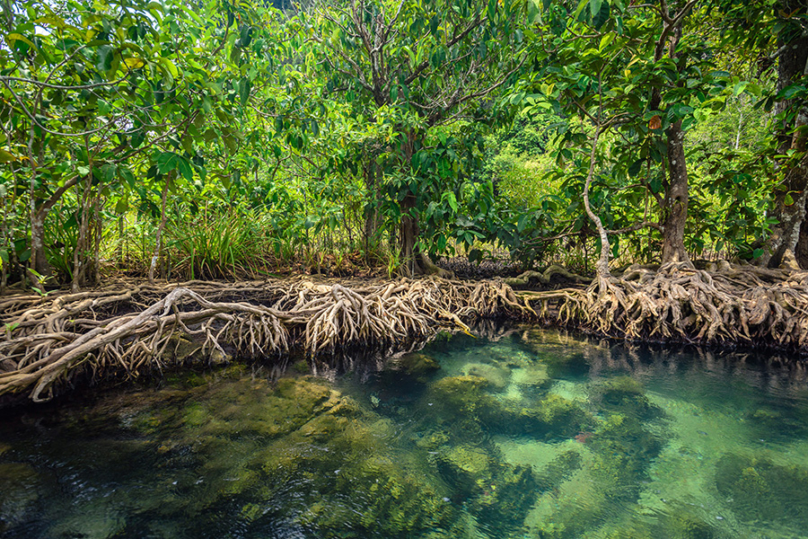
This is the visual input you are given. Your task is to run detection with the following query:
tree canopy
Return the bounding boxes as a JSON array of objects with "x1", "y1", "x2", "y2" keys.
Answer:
[{"x1": 1, "y1": 0, "x2": 806, "y2": 290}]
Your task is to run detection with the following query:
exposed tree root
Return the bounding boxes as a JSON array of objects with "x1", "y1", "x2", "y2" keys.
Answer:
[
  {"x1": 504, "y1": 265, "x2": 589, "y2": 288},
  {"x1": 519, "y1": 262, "x2": 808, "y2": 352},
  {"x1": 0, "y1": 277, "x2": 534, "y2": 402}
]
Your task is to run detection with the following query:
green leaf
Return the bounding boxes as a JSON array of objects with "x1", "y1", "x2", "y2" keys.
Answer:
[
  {"x1": 590, "y1": 0, "x2": 603, "y2": 18},
  {"x1": 177, "y1": 156, "x2": 193, "y2": 181},
  {"x1": 157, "y1": 151, "x2": 176, "y2": 174},
  {"x1": 0, "y1": 149, "x2": 16, "y2": 163},
  {"x1": 5, "y1": 33, "x2": 36, "y2": 49},
  {"x1": 628, "y1": 159, "x2": 643, "y2": 178},
  {"x1": 429, "y1": 15, "x2": 439, "y2": 35},
  {"x1": 239, "y1": 78, "x2": 251, "y2": 106},
  {"x1": 101, "y1": 164, "x2": 117, "y2": 183},
  {"x1": 240, "y1": 25, "x2": 252, "y2": 47},
  {"x1": 599, "y1": 33, "x2": 613, "y2": 51},
  {"x1": 446, "y1": 192, "x2": 458, "y2": 213},
  {"x1": 96, "y1": 45, "x2": 114, "y2": 72},
  {"x1": 517, "y1": 213, "x2": 528, "y2": 232},
  {"x1": 752, "y1": 248, "x2": 764, "y2": 259}
]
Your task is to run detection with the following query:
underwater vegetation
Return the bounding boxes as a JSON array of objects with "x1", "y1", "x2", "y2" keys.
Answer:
[
  {"x1": 590, "y1": 376, "x2": 664, "y2": 419},
  {"x1": 0, "y1": 329, "x2": 807, "y2": 539},
  {"x1": 715, "y1": 453, "x2": 808, "y2": 528}
]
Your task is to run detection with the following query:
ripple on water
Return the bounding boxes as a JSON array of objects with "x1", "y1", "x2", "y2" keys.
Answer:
[{"x1": 1, "y1": 330, "x2": 808, "y2": 538}]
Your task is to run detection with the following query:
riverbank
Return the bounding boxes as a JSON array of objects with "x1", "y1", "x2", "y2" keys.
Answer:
[
  {"x1": 0, "y1": 276, "x2": 533, "y2": 403},
  {"x1": 3, "y1": 263, "x2": 808, "y2": 406}
]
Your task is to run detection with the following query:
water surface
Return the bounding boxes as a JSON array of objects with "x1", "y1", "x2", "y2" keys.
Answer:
[{"x1": 1, "y1": 327, "x2": 808, "y2": 538}]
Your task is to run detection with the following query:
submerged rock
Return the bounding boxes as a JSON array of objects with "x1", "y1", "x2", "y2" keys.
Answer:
[
  {"x1": 0, "y1": 462, "x2": 40, "y2": 532},
  {"x1": 587, "y1": 413, "x2": 664, "y2": 502},
  {"x1": 591, "y1": 376, "x2": 663, "y2": 419},
  {"x1": 427, "y1": 375, "x2": 593, "y2": 441},
  {"x1": 715, "y1": 453, "x2": 808, "y2": 527},
  {"x1": 745, "y1": 406, "x2": 808, "y2": 441},
  {"x1": 436, "y1": 444, "x2": 492, "y2": 498},
  {"x1": 462, "y1": 362, "x2": 511, "y2": 390},
  {"x1": 395, "y1": 352, "x2": 441, "y2": 379},
  {"x1": 428, "y1": 375, "x2": 491, "y2": 420}
]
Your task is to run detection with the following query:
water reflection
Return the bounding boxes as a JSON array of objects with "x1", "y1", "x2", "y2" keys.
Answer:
[{"x1": 0, "y1": 326, "x2": 807, "y2": 538}]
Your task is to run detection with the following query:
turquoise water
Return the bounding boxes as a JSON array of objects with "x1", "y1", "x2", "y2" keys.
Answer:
[{"x1": 1, "y1": 326, "x2": 808, "y2": 538}]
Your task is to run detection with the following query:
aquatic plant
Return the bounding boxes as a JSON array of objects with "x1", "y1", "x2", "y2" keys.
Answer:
[
  {"x1": 535, "y1": 450, "x2": 583, "y2": 492},
  {"x1": 590, "y1": 376, "x2": 663, "y2": 419},
  {"x1": 715, "y1": 453, "x2": 808, "y2": 527},
  {"x1": 462, "y1": 362, "x2": 511, "y2": 390},
  {"x1": 587, "y1": 414, "x2": 664, "y2": 502},
  {"x1": 427, "y1": 374, "x2": 593, "y2": 441},
  {"x1": 0, "y1": 462, "x2": 40, "y2": 534},
  {"x1": 391, "y1": 352, "x2": 442, "y2": 383}
]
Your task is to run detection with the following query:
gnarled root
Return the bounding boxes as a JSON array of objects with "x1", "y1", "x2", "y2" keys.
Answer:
[
  {"x1": 0, "y1": 277, "x2": 533, "y2": 402},
  {"x1": 504, "y1": 265, "x2": 588, "y2": 288},
  {"x1": 519, "y1": 263, "x2": 808, "y2": 351}
]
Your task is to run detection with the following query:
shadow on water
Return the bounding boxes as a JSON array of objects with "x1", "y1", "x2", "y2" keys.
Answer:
[{"x1": 2, "y1": 323, "x2": 808, "y2": 538}]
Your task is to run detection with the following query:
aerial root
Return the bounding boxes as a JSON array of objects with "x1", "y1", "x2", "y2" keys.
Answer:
[
  {"x1": 0, "y1": 277, "x2": 533, "y2": 402},
  {"x1": 518, "y1": 263, "x2": 808, "y2": 349}
]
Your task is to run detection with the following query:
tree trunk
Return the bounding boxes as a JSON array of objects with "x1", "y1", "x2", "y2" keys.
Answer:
[
  {"x1": 785, "y1": 114, "x2": 808, "y2": 268},
  {"x1": 761, "y1": 7, "x2": 808, "y2": 268},
  {"x1": 582, "y1": 125, "x2": 611, "y2": 280},
  {"x1": 363, "y1": 161, "x2": 381, "y2": 260},
  {"x1": 72, "y1": 175, "x2": 93, "y2": 292},
  {"x1": 660, "y1": 120, "x2": 692, "y2": 265},
  {"x1": 117, "y1": 214, "x2": 125, "y2": 266},
  {"x1": 93, "y1": 197, "x2": 102, "y2": 285},
  {"x1": 399, "y1": 193, "x2": 423, "y2": 277},
  {"x1": 27, "y1": 153, "x2": 50, "y2": 284},
  {"x1": 29, "y1": 213, "x2": 48, "y2": 281},
  {"x1": 149, "y1": 178, "x2": 171, "y2": 284}
]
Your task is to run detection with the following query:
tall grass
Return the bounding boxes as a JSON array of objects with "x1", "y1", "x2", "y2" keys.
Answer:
[
  {"x1": 44, "y1": 209, "x2": 78, "y2": 282},
  {"x1": 167, "y1": 210, "x2": 270, "y2": 280}
]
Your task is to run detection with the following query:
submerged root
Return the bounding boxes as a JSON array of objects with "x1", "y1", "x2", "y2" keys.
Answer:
[
  {"x1": 0, "y1": 277, "x2": 533, "y2": 402},
  {"x1": 520, "y1": 263, "x2": 808, "y2": 352}
]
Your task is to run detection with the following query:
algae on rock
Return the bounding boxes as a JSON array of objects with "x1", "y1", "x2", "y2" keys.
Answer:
[{"x1": 715, "y1": 452, "x2": 808, "y2": 527}]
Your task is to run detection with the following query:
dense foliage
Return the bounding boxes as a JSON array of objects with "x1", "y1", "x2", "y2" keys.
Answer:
[{"x1": 0, "y1": 0, "x2": 806, "y2": 289}]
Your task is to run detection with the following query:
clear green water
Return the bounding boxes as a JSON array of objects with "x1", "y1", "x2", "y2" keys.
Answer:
[{"x1": 2, "y1": 327, "x2": 808, "y2": 539}]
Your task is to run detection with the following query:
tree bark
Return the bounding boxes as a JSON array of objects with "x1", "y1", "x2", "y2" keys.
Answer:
[
  {"x1": 660, "y1": 120, "x2": 691, "y2": 265},
  {"x1": 149, "y1": 178, "x2": 170, "y2": 285},
  {"x1": 582, "y1": 125, "x2": 611, "y2": 280},
  {"x1": 72, "y1": 174, "x2": 93, "y2": 292},
  {"x1": 761, "y1": 4, "x2": 808, "y2": 269},
  {"x1": 93, "y1": 197, "x2": 102, "y2": 285},
  {"x1": 399, "y1": 193, "x2": 423, "y2": 277},
  {"x1": 363, "y1": 160, "x2": 381, "y2": 260},
  {"x1": 27, "y1": 132, "x2": 50, "y2": 284}
]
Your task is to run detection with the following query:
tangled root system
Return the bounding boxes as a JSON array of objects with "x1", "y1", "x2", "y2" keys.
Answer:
[
  {"x1": 521, "y1": 262, "x2": 808, "y2": 351},
  {"x1": 0, "y1": 277, "x2": 533, "y2": 402}
]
